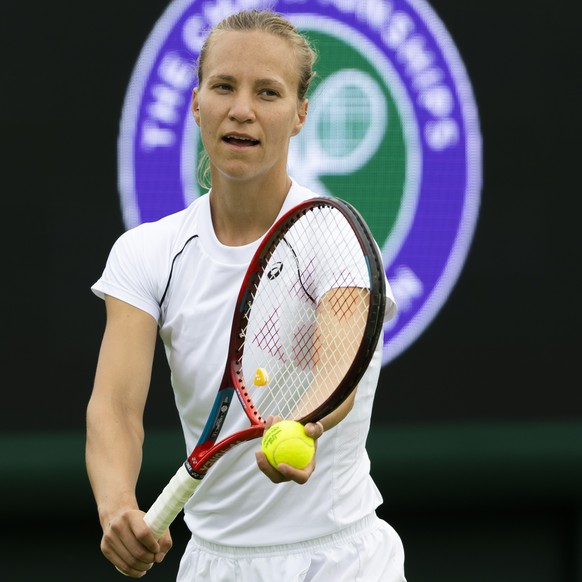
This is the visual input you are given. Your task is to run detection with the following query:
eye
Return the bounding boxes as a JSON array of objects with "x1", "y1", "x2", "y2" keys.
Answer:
[
  {"x1": 259, "y1": 88, "x2": 280, "y2": 99},
  {"x1": 213, "y1": 83, "x2": 233, "y2": 93}
]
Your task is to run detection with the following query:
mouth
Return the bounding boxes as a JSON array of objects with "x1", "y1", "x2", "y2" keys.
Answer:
[{"x1": 223, "y1": 134, "x2": 260, "y2": 148}]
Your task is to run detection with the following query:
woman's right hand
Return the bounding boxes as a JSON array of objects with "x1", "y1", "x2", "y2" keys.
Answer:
[{"x1": 100, "y1": 509, "x2": 172, "y2": 578}]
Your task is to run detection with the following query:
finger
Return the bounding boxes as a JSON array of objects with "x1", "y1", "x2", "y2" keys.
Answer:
[
  {"x1": 112, "y1": 555, "x2": 151, "y2": 578},
  {"x1": 102, "y1": 525, "x2": 156, "y2": 577},
  {"x1": 113, "y1": 565, "x2": 149, "y2": 579},
  {"x1": 256, "y1": 448, "x2": 316, "y2": 485},
  {"x1": 107, "y1": 546, "x2": 153, "y2": 578},
  {"x1": 154, "y1": 530, "x2": 172, "y2": 563},
  {"x1": 263, "y1": 415, "x2": 282, "y2": 432},
  {"x1": 255, "y1": 451, "x2": 290, "y2": 483},
  {"x1": 275, "y1": 461, "x2": 313, "y2": 485},
  {"x1": 304, "y1": 421, "x2": 324, "y2": 439}
]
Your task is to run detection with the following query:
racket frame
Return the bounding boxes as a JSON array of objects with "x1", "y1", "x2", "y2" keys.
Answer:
[{"x1": 144, "y1": 196, "x2": 386, "y2": 537}]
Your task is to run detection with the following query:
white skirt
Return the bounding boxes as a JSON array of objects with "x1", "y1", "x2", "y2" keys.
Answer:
[{"x1": 176, "y1": 513, "x2": 406, "y2": 581}]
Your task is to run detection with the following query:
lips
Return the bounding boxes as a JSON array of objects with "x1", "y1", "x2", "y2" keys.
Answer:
[{"x1": 223, "y1": 134, "x2": 260, "y2": 147}]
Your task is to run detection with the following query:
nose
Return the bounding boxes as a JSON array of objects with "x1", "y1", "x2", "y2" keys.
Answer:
[{"x1": 228, "y1": 91, "x2": 256, "y2": 123}]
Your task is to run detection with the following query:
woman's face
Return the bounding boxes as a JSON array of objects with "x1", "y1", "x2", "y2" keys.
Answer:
[{"x1": 192, "y1": 30, "x2": 308, "y2": 186}]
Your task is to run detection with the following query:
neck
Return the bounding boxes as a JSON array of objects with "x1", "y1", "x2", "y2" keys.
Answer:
[{"x1": 209, "y1": 174, "x2": 292, "y2": 246}]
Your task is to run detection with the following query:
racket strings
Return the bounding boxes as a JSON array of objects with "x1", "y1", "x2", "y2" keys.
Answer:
[{"x1": 240, "y1": 204, "x2": 372, "y2": 421}]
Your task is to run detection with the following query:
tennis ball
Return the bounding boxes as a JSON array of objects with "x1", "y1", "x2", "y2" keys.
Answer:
[{"x1": 261, "y1": 420, "x2": 315, "y2": 470}]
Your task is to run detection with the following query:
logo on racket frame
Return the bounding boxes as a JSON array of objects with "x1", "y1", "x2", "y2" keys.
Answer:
[{"x1": 118, "y1": 0, "x2": 482, "y2": 366}]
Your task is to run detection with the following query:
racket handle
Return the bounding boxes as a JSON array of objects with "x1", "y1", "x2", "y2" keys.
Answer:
[{"x1": 144, "y1": 463, "x2": 201, "y2": 539}]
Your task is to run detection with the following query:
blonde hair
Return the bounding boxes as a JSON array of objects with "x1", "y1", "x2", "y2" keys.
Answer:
[{"x1": 195, "y1": 9, "x2": 317, "y2": 189}]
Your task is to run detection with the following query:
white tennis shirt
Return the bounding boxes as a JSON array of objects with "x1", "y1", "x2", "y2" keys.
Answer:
[{"x1": 92, "y1": 179, "x2": 397, "y2": 546}]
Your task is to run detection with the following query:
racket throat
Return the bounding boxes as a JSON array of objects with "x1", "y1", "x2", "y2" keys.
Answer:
[{"x1": 183, "y1": 460, "x2": 205, "y2": 480}]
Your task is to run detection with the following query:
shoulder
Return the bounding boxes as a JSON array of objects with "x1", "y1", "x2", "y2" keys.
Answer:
[
  {"x1": 286, "y1": 178, "x2": 322, "y2": 206},
  {"x1": 93, "y1": 198, "x2": 208, "y2": 314},
  {"x1": 113, "y1": 196, "x2": 207, "y2": 260}
]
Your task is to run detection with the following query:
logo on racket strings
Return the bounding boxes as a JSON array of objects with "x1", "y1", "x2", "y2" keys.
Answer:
[
  {"x1": 267, "y1": 262, "x2": 284, "y2": 280},
  {"x1": 118, "y1": 0, "x2": 482, "y2": 366}
]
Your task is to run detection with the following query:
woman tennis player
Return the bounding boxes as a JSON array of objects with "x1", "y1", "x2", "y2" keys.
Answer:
[{"x1": 86, "y1": 8, "x2": 406, "y2": 581}]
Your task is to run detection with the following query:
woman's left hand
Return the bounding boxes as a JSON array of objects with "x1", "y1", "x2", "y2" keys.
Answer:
[{"x1": 255, "y1": 416, "x2": 325, "y2": 484}]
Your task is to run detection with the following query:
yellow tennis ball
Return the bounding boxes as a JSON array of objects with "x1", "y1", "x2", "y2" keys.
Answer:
[{"x1": 261, "y1": 420, "x2": 315, "y2": 470}]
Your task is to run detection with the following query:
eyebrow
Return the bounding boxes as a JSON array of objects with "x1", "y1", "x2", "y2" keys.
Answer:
[
  {"x1": 206, "y1": 74, "x2": 236, "y2": 84},
  {"x1": 206, "y1": 74, "x2": 287, "y2": 90}
]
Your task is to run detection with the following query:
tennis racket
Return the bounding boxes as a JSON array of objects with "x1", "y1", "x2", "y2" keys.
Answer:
[{"x1": 143, "y1": 196, "x2": 386, "y2": 539}]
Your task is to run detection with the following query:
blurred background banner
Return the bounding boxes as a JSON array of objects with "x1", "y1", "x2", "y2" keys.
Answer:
[
  {"x1": 117, "y1": 0, "x2": 482, "y2": 367},
  {"x1": 2, "y1": 0, "x2": 581, "y2": 580}
]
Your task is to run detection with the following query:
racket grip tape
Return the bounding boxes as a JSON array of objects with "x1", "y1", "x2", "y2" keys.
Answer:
[{"x1": 144, "y1": 463, "x2": 201, "y2": 539}]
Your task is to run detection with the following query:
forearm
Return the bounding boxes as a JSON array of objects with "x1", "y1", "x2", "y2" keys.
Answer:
[
  {"x1": 86, "y1": 399, "x2": 145, "y2": 529},
  {"x1": 317, "y1": 388, "x2": 356, "y2": 432},
  {"x1": 86, "y1": 396, "x2": 171, "y2": 576},
  {"x1": 86, "y1": 296, "x2": 158, "y2": 528}
]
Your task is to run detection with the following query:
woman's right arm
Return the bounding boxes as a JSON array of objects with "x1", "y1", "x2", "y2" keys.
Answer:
[{"x1": 86, "y1": 295, "x2": 172, "y2": 578}]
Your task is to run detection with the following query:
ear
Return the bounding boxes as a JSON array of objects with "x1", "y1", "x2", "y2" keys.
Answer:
[
  {"x1": 192, "y1": 88, "x2": 201, "y2": 127},
  {"x1": 291, "y1": 99, "x2": 308, "y2": 136}
]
